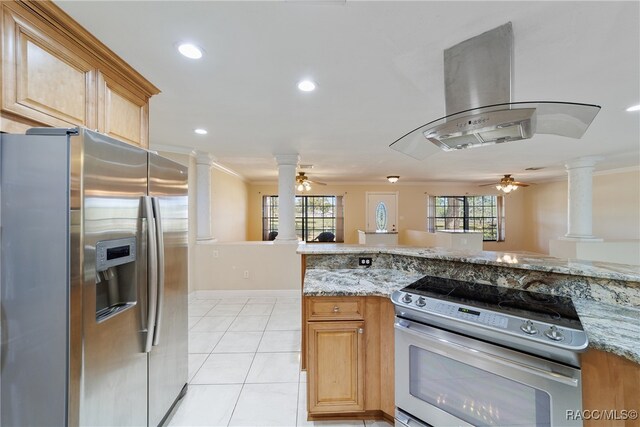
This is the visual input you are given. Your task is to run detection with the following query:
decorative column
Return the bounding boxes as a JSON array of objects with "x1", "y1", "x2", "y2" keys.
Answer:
[
  {"x1": 195, "y1": 151, "x2": 215, "y2": 241},
  {"x1": 563, "y1": 156, "x2": 602, "y2": 241},
  {"x1": 274, "y1": 154, "x2": 300, "y2": 243}
]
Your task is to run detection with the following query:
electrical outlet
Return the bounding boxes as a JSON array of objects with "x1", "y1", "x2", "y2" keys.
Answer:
[
  {"x1": 243, "y1": 270, "x2": 249, "y2": 279},
  {"x1": 358, "y1": 257, "x2": 373, "y2": 267}
]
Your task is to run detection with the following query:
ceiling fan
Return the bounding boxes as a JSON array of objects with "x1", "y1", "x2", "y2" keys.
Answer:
[
  {"x1": 296, "y1": 172, "x2": 326, "y2": 192},
  {"x1": 480, "y1": 174, "x2": 530, "y2": 193}
]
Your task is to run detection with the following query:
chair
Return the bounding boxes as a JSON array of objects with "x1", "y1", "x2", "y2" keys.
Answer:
[
  {"x1": 314, "y1": 231, "x2": 335, "y2": 242},
  {"x1": 267, "y1": 231, "x2": 278, "y2": 241}
]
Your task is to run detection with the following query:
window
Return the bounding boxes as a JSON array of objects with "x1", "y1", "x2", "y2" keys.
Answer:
[
  {"x1": 262, "y1": 195, "x2": 344, "y2": 242},
  {"x1": 427, "y1": 195, "x2": 504, "y2": 241}
]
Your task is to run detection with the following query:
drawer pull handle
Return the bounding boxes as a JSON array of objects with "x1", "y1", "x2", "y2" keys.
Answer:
[
  {"x1": 333, "y1": 306, "x2": 340, "y2": 313},
  {"x1": 358, "y1": 328, "x2": 364, "y2": 334}
]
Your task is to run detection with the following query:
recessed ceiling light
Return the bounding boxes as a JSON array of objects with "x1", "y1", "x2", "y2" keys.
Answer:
[
  {"x1": 178, "y1": 43, "x2": 203, "y2": 59},
  {"x1": 194, "y1": 128, "x2": 208, "y2": 135},
  {"x1": 297, "y1": 80, "x2": 317, "y2": 92},
  {"x1": 626, "y1": 104, "x2": 640, "y2": 112}
]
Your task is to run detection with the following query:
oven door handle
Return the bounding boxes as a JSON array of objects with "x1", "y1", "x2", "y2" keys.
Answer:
[{"x1": 395, "y1": 319, "x2": 580, "y2": 387}]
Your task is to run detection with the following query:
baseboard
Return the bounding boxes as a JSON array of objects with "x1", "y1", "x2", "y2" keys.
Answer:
[
  {"x1": 307, "y1": 409, "x2": 391, "y2": 422},
  {"x1": 194, "y1": 289, "x2": 301, "y2": 299}
]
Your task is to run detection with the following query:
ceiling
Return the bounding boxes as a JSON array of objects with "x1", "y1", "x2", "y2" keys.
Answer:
[{"x1": 56, "y1": 1, "x2": 640, "y2": 185}]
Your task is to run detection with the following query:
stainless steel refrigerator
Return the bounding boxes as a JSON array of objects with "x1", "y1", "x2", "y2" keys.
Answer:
[{"x1": 0, "y1": 127, "x2": 188, "y2": 426}]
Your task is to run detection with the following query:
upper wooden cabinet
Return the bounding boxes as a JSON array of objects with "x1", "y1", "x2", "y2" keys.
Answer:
[
  {"x1": 0, "y1": 1, "x2": 159, "y2": 147},
  {"x1": 98, "y1": 72, "x2": 149, "y2": 147}
]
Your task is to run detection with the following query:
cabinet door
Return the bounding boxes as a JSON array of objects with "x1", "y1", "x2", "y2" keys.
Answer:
[
  {"x1": 307, "y1": 321, "x2": 365, "y2": 414},
  {"x1": 1, "y1": 5, "x2": 96, "y2": 128},
  {"x1": 97, "y1": 72, "x2": 149, "y2": 148}
]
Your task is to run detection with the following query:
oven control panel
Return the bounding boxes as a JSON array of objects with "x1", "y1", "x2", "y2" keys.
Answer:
[
  {"x1": 434, "y1": 302, "x2": 509, "y2": 328},
  {"x1": 393, "y1": 291, "x2": 588, "y2": 351}
]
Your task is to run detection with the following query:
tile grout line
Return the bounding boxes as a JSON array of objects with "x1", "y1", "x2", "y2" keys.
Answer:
[
  {"x1": 191, "y1": 298, "x2": 246, "y2": 384},
  {"x1": 187, "y1": 296, "x2": 306, "y2": 426},
  {"x1": 188, "y1": 299, "x2": 222, "y2": 381},
  {"x1": 226, "y1": 297, "x2": 268, "y2": 426}
]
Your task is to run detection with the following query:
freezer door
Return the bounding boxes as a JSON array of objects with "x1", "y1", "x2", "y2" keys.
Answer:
[
  {"x1": 80, "y1": 130, "x2": 149, "y2": 427},
  {"x1": 148, "y1": 153, "x2": 189, "y2": 426}
]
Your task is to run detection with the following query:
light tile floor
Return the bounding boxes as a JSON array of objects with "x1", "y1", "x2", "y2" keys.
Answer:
[{"x1": 168, "y1": 295, "x2": 393, "y2": 427}]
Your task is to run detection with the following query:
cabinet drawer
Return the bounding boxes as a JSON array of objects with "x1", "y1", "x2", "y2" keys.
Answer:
[{"x1": 307, "y1": 297, "x2": 364, "y2": 321}]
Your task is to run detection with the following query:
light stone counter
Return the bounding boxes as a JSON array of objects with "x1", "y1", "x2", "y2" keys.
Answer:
[
  {"x1": 572, "y1": 299, "x2": 640, "y2": 363},
  {"x1": 298, "y1": 244, "x2": 640, "y2": 282},
  {"x1": 303, "y1": 268, "x2": 640, "y2": 364},
  {"x1": 299, "y1": 245, "x2": 640, "y2": 364},
  {"x1": 302, "y1": 268, "x2": 423, "y2": 297}
]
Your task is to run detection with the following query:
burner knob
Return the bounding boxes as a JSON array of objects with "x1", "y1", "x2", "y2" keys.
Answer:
[
  {"x1": 544, "y1": 325, "x2": 564, "y2": 341},
  {"x1": 401, "y1": 294, "x2": 413, "y2": 304},
  {"x1": 416, "y1": 297, "x2": 426, "y2": 307},
  {"x1": 520, "y1": 320, "x2": 538, "y2": 335}
]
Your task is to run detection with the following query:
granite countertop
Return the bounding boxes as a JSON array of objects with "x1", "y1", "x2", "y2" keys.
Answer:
[
  {"x1": 303, "y1": 268, "x2": 423, "y2": 297},
  {"x1": 298, "y1": 244, "x2": 640, "y2": 282},
  {"x1": 303, "y1": 268, "x2": 640, "y2": 364}
]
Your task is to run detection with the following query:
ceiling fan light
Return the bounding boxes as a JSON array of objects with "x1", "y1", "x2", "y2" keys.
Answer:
[
  {"x1": 303, "y1": 181, "x2": 311, "y2": 190},
  {"x1": 297, "y1": 183, "x2": 304, "y2": 191}
]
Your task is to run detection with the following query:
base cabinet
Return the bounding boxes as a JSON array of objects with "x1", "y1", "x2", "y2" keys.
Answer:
[
  {"x1": 303, "y1": 293, "x2": 640, "y2": 426},
  {"x1": 307, "y1": 321, "x2": 365, "y2": 413},
  {"x1": 581, "y1": 349, "x2": 640, "y2": 427},
  {"x1": 303, "y1": 296, "x2": 395, "y2": 422}
]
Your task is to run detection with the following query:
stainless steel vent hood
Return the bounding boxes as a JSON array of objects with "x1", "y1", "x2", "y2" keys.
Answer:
[{"x1": 390, "y1": 23, "x2": 601, "y2": 159}]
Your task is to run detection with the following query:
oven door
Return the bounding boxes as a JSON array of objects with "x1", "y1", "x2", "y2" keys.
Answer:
[{"x1": 395, "y1": 317, "x2": 582, "y2": 427}]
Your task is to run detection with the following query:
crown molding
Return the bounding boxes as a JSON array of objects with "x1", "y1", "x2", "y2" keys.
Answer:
[{"x1": 151, "y1": 143, "x2": 197, "y2": 156}]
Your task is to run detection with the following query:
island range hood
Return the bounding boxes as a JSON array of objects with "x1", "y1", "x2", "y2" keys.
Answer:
[{"x1": 390, "y1": 23, "x2": 601, "y2": 159}]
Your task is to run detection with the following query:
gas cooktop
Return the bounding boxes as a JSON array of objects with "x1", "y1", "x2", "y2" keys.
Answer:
[{"x1": 392, "y1": 275, "x2": 589, "y2": 363}]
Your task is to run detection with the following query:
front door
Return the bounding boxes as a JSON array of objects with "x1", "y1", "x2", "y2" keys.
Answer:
[{"x1": 366, "y1": 192, "x2": 398, "y2": 232}]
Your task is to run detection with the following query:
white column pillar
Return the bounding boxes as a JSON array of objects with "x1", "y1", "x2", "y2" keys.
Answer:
[
  {"x1": 563, "y1": 156, "x2": 602, "y2": 241},
  {"x1": 195, "y1": 151, "x2": 215, "y2": 241},
  {"x1": 274, "y1": 154, "x2": 300, "y2": 243}
]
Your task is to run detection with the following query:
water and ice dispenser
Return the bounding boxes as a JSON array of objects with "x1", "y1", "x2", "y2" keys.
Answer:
[{"x1": 95, "y1": 237, "x2": 138, "y2": 322}]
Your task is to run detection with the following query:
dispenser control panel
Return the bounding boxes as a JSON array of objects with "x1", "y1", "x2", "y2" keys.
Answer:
[{"x1": 96, "y1": 237, "x2": 137, "y2": 271}]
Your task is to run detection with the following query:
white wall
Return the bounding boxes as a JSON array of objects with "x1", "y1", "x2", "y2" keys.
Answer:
[
  {"x1": 549, "y1": 239, "x2": 640, "y2": 265},
  {"x1": 522, "y1": 168, "x2": 640, "y2": 257},
  {"x1": 194, "y1": 241, "x2": 301, "y2": 291},
  {"x1": 211, "y1": 167, "x2": 249, "y2": 241}
]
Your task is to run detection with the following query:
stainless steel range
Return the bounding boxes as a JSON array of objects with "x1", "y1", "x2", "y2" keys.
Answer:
[{"x1": 391, "y1": 276, "x2": 588, "y2": 427}]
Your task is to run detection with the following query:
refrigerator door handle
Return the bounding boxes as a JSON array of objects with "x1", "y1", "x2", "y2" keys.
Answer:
[
  {"x1": 143, "y1": 196, "x2": 158, "y2": 353},
  {"x1": 152, "y1": 197, "x2": 165, "y2": 346}
]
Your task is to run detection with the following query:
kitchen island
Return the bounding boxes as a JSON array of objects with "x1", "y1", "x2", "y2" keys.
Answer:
[{"x1": 298, "y1": 244, "x2": 640, "y2": 425}]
